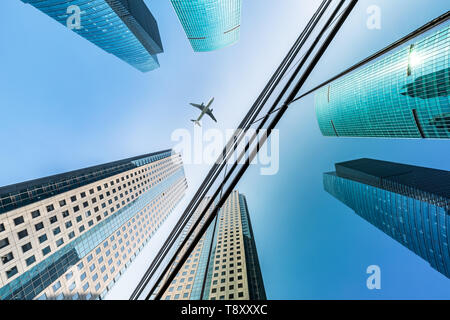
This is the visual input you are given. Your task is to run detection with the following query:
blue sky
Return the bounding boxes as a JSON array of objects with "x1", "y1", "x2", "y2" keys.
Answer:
[{"x1": 1, "y1": 0, "x2": 449, "y2": 299}]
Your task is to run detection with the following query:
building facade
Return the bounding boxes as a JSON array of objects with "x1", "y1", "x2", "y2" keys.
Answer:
[
  {"x1": 324, "y1": 158, "x2": 450, "y2": 278},
  {"x1": 315, "y1": 24, "x2": 449, "y2": 139},
  {"x1": 21, "y1": 0, "x2": 164, "y2": 72},
  {"x1": 0, "y1": 150, "x2": 187, "y2": 300},
  {"x1": 161, "y1": 190, "x2": 266, "y2": 300},
  {"x1": 170, "y1": 0, "x2": 242, "y2": 52}
]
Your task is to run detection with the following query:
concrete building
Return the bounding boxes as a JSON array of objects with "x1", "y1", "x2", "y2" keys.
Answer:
[
  {"x1": 162, "y1": 190, "x2": 266, "y2": 300},
  {"x1": 0, "y1": 150, "x2": 187, "y2": 299}
]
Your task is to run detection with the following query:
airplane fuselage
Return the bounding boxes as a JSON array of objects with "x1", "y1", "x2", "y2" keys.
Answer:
[{"x1": 196, "y1": 105, "x2": 208, "y2": 121}]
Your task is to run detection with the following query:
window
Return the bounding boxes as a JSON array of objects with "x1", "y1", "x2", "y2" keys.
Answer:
[
  {"x1": 25, "y1": 255, "x2": 36, "y2": 266},
  {"x1": 13, "y1": 216, "x2": 24, "y2": 226},
  {"x1": 73, "y1": 206, "x2": 80, "y2": 213},
  {"x1": 0, "y1": 223, "x2": 4, "y2": 232},
  {"x1": 38, "y1": 234, "x2": 48, "y2": 243},
  {"x1": 49, "y1": 216, "x2": 57, "y2": 224},
  {"x1": 59, "y1": 200, "x2": 66, "y2": 207},
  {"x1": 68, "y1": 231, "x2": 75, "y2": 239},
  {"x1": 1, "y1": 252, "x2": 14, "y2": 264},
  {"x1": 21, "y1": 242, "x2": 32, "y2": 253},
  {"x1": 65, "y1": 271, "x2": 73, "y2": 280},
  {"x1": 80, "y1": 192, "x2": 86, "y2": 198},
  {"x1": 56, "y1": 238, "x2": 64, "y2": 247},
  {"x1": 31, "y1": 210, "x2": 41, "y2": 219},
  {"x1": 79, "y1": 226, "x2": 85, "y2": 233},
  {"x1": 70, "y1": 195, "x2": 77, "y2": 202},
  {"x1": 6, "y1": 266, "x2": 18, "y2": 279},
  {"x1": 52, "y1": 281, "x2": 61, "y2": 292},
  {"x1": 62, "y1": 210, "x2": 69, "y2": 218},
  {"x1": 35, "y1": 222, "x2": 44, "y2": 231},
  {"x1": 42, "y1": 246, "x2": 51, "y2": 256},
  {"x1": 46, "y1": 204, "x2": 54, "y2": 212},
  {"x1": 65, "y1": 221, "x2": 73, "y2": 229},
  {"x1": 17, "y1": 229, "x2": 28, "y2": 240},
  {"x1": 238, "y1": 292, "x2": 244, "y2": 298},
  {"x1": 53, "y1": 227, "x2": 61, "y2": 236}
]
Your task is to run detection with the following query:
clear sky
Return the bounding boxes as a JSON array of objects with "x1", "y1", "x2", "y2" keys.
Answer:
[{"x1": 1, "y1": 0, "x2": 449, "y2": 300}]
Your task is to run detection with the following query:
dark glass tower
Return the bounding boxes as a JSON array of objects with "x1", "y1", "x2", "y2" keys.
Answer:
[{"x1": 324, "y1": 158, "x2": 450, "y2": 278}]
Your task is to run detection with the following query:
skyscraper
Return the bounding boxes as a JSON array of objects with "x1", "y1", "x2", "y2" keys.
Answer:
[
  {"x1": 324, "y1": 158, "x2": 450, "y2": 278},
  {"x1": 0, "y1": 150, "x2": 187, "y2": 300},
  {"x1": 315, "y1": 24, "x2": 449, "y2": 139},
  {"x1": 161, "y1": 191, "x2": 266, "y2": 300},
  {"x1": 170, "y1": 0, "x2": 242, "y2": 52},
  {"x1": 21, "y1": 0, "x2": 164, "y2": 72}
]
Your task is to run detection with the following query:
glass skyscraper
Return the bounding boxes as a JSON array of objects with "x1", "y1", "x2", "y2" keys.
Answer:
[
  {"x1": 315, "y1": 24, "x2": 449, "y2": 139},
  {"x1": 21, "y1": 0, "x2": 164, "y2": 72},
  {"x1": 324, "y1": 158, "x2": 450, "y2": 278},
  {"x1": 0, "y1": 150, "x2": 187, "y2": 300},
  {"x1": 170, "y1": 0, "x2": 242, "y2": 52},
  {"x1": 161, "y1": 191, "x2": 266, "y2": 300}
]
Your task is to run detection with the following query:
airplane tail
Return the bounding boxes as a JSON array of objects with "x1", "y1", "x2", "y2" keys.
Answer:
[{"x1": 191, "y1": 120, "x2": 201, "y2": 127}]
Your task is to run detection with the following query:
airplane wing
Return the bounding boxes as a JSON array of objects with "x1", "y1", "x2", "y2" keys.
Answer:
[
  {"x1": 206, "y1": 97, "x2": 215, "y2": 108},
  {"x1": 190, "y1": 103, "x2": 203, "y2": 111},
  {"x1": 206, "y1": 109, "x2": 217, "y2": 122}
]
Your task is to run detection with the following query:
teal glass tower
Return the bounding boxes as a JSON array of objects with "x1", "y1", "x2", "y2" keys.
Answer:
[
  {"x1": 315, "y1": 24, "x2": 450, "y2": 139},
  {"x1": 170, "y1": 0, "x2": 242, "y2": 52},
  {"x1": 21, "y1": 0, "x2": 164, "y2": 72},
  {"x1": 0, "y1": 151, "x2": 187, "y2": 300},
  {"x1": 324, "y1": 158, "x2": 450, "y2": 278}
]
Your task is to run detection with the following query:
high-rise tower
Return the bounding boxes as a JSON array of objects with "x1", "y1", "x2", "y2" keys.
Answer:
[
  {"x1": 315, "y1": 25, "x2": 449, "y2": 138},
  {"x1": 0, "y1": 150, "x2": 187, "y2": 300},
  {"x1": 170, "y1": 0, "x2": 242, "y2": 52},
  {"x1": 324, "y1": 158, "x2": 450, "y2": 278},
  {"x1": 21, "y1": 0, "x2": 164, "y2": 72},
  {"x1": 161, "y1": 191, "x2": 266, "y2": 300}
]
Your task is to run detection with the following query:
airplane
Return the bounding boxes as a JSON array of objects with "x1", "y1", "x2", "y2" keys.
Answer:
[{"x1": 189, "y1": 97, "x2": 217, "y2": 127}]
